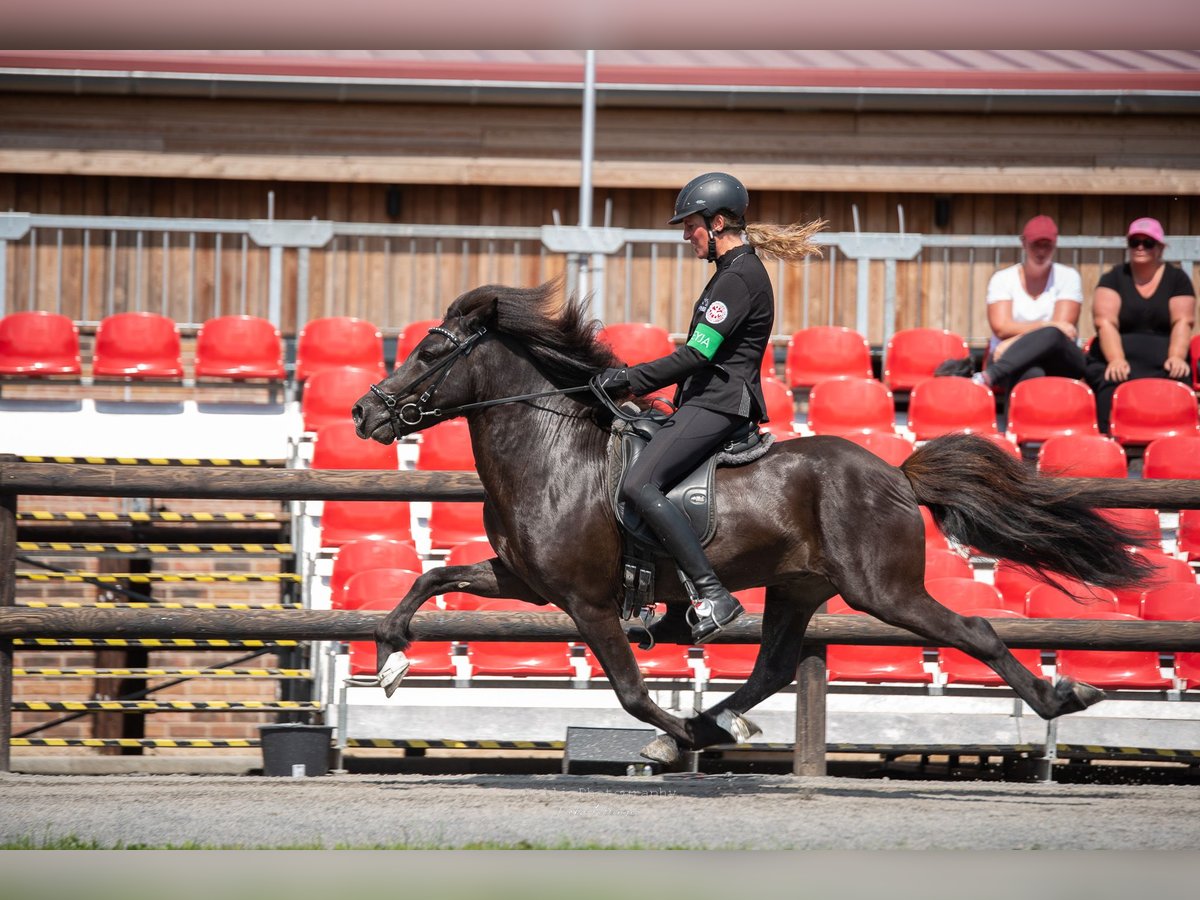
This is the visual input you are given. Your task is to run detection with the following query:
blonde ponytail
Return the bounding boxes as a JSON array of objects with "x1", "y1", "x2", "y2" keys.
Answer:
[{"x1": 744, "y1": 219, "x2": 828, "y2": 262}]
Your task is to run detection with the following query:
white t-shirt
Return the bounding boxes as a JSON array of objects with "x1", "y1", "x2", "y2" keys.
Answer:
[{"x1": 985, "y1": 262, "x2": 1083, "y2": 352}]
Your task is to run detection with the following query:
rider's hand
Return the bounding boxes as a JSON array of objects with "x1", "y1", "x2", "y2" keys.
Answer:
[{"x1": 592, "y1": 367, "x2": 631, "y2": 395}]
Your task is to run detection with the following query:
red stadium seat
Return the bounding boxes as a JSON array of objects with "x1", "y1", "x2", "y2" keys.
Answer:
[
  {"x1": 784, "y1": 326, "x2": 873, "y2": 390},
  {"x1": 319, "y1": 500, "x2": 413, "y2": 548},
  {"x1": 92, "y1": 312, "x2": 183, "y2": 379},
  {"x1": 583, "y1": 644, "x2": 695, "y2": 679},
  {"x1": 907, "y1": 376, "x2": 999, "y2": 441},
  {"x1": 1179, "y1": 509, "x2": 1200, "y2": 562},
  {"x1": 843, "y1": 431, "x2": 915, "y2": 466},
  {"x1": 1109, "y1": 379, "x2": 1200, "y2": 447},
  {"x1": 330, "y1": 538, "x2": 422, "y2": 600},
  {"x1": 981, "y1": 432, "x2": 1022, "y2": 457},
  {"x1": 395, "y1": 319, "x2": 443, "y2": 367},
  {"x1": 1109, "y1": 549, "x2": 1195, "y2": 614},
  {"x1": 301, "y1": 366, "x2": 380, "y2": 433},
  {"x1": 0, "y1": 311, "x2": 81, "y2": 375},
  {"x1": 1005, "y1": 377, "x2": 1099, "y2": 445},
  {"x1": 439, "y1": 540, "x2": 498, "y2": 610},
  {"x1": 924, "y1": 577, "x2": 1005, "y2": 615},
  {"x1": 827, "y1": 644, "x2": 932, "y2": 683},
  {"x1": 598, "y1": 322, "x2": 674, "y2": 366},
  {"x1": 194, "y1": 315, "x2": 285, "y2": 380},
  {"x1": 807, "y1": 377, "x2": 896, "y2": 437},
  {"x1": 924, "y1": 549, "x2": 974, "y2": 583},
  {"x1": 1142, "y1": 436, "x2": 1200, "y2": 480},
  {"x1": 825, "y1": 594, "x2": 858, "y2": 614},
  {"x1": 734, "y1": 586, "x2": 766, "y2": 614},
  {"x1": 761, "y1": 377, "x2": 796, "y2": 435},
  {"x1": 1192, "y1": 334, "x2": 1200, "y2": 392},
  {"x1": 703, "y1": 644, "x2": 759, "y2": 680},
  {"x1": 938, "y1": 609, "x2": 1043, "y2": 685},
  {"x1": 883, "y1": 327, "x2": 969, "y2": 392},
  {"x1": 1096, "y1": 508, "x2": 1162, "y2": 547},
  {"x1": 416, "y1": 419, "x2": 485, "y2": 547},
  {"x1": 1140, "y1": 583, "x2": 1200, "y2": 621},
  {"x1": 310, "y1": 421, "x2": 399, "y2": 470},
  {"x1": 1055, "y1": 612, "x2": 1173, "y2": 689},
  {"x1": 919, "y1": 506, "x2": 949, "y2": 548},
  {"x1": 295, "y1": 316, "x2": 386, "y2": 383},
  {"x1": 428, "y1": 501, "x2": 488, "y2": 549},
  {"x1": 1176, "y1": 652, "x2": 1200, "y2": 690},
  {"x1": 1037, "y1": 434, "x2": 1128, "y2": 479},
  {"x1": 992, "y1": 562, "x2": 1045, "y2": 614},
  {"x1": 1026, "y1": 582, "x2": 1119, "y2": 619},
  {"x1": 469, "y1": 641, "x2": 576, "y2": 677},
  {"x1": 339, "y1": 567, "x2": 419, "y2": 611}
]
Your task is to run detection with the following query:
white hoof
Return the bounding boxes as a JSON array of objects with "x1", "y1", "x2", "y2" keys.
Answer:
[
  {"x1": 639, "y1": 734, "x2": 680, "y2": 766},
  {"x1": 379, "y1": 651, "x2": 410, "y2": 698},
  {"x1": 715, "y1": 710, "x2": 762, "y2": 744}
]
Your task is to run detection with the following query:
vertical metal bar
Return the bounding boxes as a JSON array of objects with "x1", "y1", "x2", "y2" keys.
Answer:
[
  {"x1": 134, "y1": 230, "x2": 144, "y2": 311},
  {"x1": 0, "y1": 239, "x2": 8, "y2": 317},
  {"x1": 27, "y1": 228, "x2": 36, "y2": 311},
  {"x1": 326, "y1": 236, "x2": 337, "y2": 319},
  {"x1": 801, "y1": 254, "x2": 810, "y2": 330},
  {"x1": 296, "y1": 247, "x2": 311, "y2": 330},
  {"x1": 883, "y1": 258, "x2": 898, "y2": 345},
  {"x1": 54, "y1": 229, "x2": 63, "y2": 315},
  {"x1": 408, "y1": 238, "x2": 417, "y2": 323},
  {"x1": 213, "y1": 233, "x2": 223, "y2": 318},
  {"x1": 793, "y1": 642, "x2": 827, "y2": 777},
  {"x1": 161, "y1": 233, "x2": 170, "y2": 317},
  {"x1": 434, "y1": 239, "x2": 443, "y2": 306},
  {"x1": 941, "y1": 247, "x2": 950, "y2": 329},
  {"x1": 624, "y1": 243, "x2": 633, "y2": 321},
  {"x1": 914, "y1": 250, "x2": 923, "y2": 330},
  {"x1": 383, "y1": 238, "x2": 393, "y2": 329},
  {"x1": 240, "y1": 233, "x2": 249, "y2": 315},
  {"x1": 106, "y1": 231, "x2": 117, "y2": 316},
  {"x1": 855, "y1": 257, "x2": 870, "y2": 338},
  {"x1": 459, "y1": 239, "x2": 469, "y2": 299},
  {"x1": 826, "y1": 246, "x2": 837, "y2": 327},
  {"x1": 267, "y1": 245, "x2": 284, "y2": 328},
  {"x1": 187, "y1": 233, "x2": 196, "y2": 326},
  {"x1": 80, "y1": 230, "x2": 90, "y2": 320},
  {"x1": 357, "y1": 237, "x2": 367, "y2": 319}
]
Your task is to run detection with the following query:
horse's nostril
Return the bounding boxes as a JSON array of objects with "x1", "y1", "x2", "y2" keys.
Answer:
[{"x1": 351, "y1": 404, "x2": 363, "y2": 426}]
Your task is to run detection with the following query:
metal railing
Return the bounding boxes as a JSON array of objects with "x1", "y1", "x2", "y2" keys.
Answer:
[{"x1": 3, "y1": 212, "x2": 1198, "y2": 348}]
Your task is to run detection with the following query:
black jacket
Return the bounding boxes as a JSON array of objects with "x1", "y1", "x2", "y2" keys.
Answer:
[{"x1": 626, "y1": 244, "x2": 774, "y2": 422}]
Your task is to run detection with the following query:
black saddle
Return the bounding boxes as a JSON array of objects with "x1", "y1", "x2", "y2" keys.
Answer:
[{"x1": 607, "y1": 406, "x2": 774, "y2": 620}]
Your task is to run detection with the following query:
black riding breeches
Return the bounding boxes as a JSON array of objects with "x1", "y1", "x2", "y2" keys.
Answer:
[
  {"x1": 985, "y1": 326, "x2": 1086, "y2": 387},
  {"x1": 620, "y1": 404, "x2": 747, "y2": 505}
]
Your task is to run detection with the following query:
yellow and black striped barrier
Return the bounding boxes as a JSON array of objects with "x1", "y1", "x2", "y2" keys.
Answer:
[
  {"x1": 18, "y1": 541, "x2": 294, "y2": 556},
  {"x1": 18, "y1": 571, "x2": 301, "y2": 584},
  {"x1": 19, "y1": 601, "x2": 300, "y2": 611},
  {"x1": 14, "y1": 700, "x2": 322, "y2": 713},
  {"x1": 17, "y1": 455, "x2": 284, "y2": 467},
  {"x1": 19, "y1": 510, "x2": 287, "y2": 523},
  {"x1": 15, "y1": 666, "x2": 311, "y2": 679},
  {"x1": 347, "y1": 738, "x2": 565, "y2": 751},
  {"x1": 11, "y1": 738, "x2": 260, "y2": 749},
  {"x1": 14, "y1": 638, "x2": 301, "y2": 649}
]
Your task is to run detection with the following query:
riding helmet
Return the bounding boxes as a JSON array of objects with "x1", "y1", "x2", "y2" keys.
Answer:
[{"x1": 668, "y1": 172, "x2": 749, "y2": 225}]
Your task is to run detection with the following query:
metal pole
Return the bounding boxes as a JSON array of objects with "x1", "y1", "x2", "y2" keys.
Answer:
[
  {"x1": 0, "y1": 493, "x2": 15, "y2": 772},
  {"x1": 579, "y1": 50, "x2": 599, "y2": 320}
]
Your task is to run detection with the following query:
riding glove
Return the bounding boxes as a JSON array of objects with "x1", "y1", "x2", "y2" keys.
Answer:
[{"x1": 593, "y1": 367, "x2": 631, "y2": 395}]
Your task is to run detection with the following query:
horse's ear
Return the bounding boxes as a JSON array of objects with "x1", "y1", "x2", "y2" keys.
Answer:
[{"x1": 461, "y1": 294, "x2": 498, "y2": 331}]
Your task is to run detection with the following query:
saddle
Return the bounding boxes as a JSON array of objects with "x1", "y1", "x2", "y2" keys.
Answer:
[{"x1": 607, "y1": 404, "x2": 774, "y2": 622}]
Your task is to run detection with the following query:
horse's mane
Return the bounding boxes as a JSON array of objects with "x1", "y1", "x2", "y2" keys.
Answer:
[{"x1": 446, "y1": 279, "x2": 621, "y2": 385}]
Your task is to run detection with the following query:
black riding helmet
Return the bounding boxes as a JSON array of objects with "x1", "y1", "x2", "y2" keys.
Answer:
[{"x1": 668, "y1": 172, "x2": 749, "y2": 261}]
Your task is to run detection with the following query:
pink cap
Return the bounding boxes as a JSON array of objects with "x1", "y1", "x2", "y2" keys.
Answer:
[
  {"x1": 1021, "y1": 215, "x2": 1058, "y2": 244},
  {"x1": 1127, "y1": 217, "x2": 1165, "y2": 243}
]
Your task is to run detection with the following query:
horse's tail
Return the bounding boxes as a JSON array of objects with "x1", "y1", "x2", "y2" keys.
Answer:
[{"x1": 900, "y1": 433, "x2": 1156, "y2": 589}]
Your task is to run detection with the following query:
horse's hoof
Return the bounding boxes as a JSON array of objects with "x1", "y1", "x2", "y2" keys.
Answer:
[
  {"x1": 714, "y1": 710, "x2": 762, "y2": 744},
  {"x1": 639, "y1": 734, "x2": 680, "y2": 766},
  {"x1": 1055, "y1": 677, "x2": 1106, "y2": 715},
  {"x1": 379, "y1": 651, "x2": 410, "y2": 698}
]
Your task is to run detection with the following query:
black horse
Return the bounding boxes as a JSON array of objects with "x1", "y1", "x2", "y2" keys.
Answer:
[{"x1": 352, "y1": 281, "x2": 1153, "y2": 766}]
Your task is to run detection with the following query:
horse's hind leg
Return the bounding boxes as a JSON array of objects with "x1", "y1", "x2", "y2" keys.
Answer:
[
  {"x1": 375, "y1": 557, "x2": 543, "y2": 696},
  {"x1": 841, "y1": 576, "x2": 1103, "y2": 720}
]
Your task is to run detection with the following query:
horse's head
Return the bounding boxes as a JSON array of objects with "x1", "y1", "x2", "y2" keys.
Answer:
[{"x1": 352, "y1": 299, "x2": 495, "y2": 444}]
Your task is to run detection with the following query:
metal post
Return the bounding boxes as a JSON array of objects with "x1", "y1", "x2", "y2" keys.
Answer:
[
  {"x1": 579, "y1": 50, "x2": 598, "y2": 320},
  {"x1": 793, "y1": 642, "x2": 827, "y2": 776},
  {"x1": 0, "y1": 492, "x2": 16, "y2": 773}
]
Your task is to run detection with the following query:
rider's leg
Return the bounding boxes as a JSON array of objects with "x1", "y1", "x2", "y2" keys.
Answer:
[{"x1": 620, "y1": 404, "x2": 746, "y2": 644}]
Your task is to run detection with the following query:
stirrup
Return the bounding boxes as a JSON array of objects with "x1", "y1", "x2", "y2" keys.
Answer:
[{"x1": 686, "y1": 597, "x2": 744, "y2": 645}]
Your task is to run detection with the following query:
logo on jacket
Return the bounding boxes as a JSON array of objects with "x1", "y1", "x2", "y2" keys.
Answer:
[{"x1": 705, "y1": 301, "x2": 728, "y2": 325}]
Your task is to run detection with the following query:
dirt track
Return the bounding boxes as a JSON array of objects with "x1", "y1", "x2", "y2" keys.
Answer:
[{"x1": 3, "y1": 771, "x2": 1199, "y2": 850}]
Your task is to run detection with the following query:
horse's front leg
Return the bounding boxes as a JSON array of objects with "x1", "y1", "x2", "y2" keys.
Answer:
[
  {"x1": 375, "y1": 557, "x2": 543, "y2": 696},
  {"x1": 570, "y1": 604, "x2": 704, "y2": 768}
]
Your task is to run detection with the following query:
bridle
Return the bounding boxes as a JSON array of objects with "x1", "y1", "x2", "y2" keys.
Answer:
[{"x1": 366, "y1": 324, "x2": 607, "y2": 439}]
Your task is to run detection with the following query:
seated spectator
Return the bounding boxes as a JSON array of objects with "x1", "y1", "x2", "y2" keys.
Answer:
[
  {"x1": 940, "y1": 215, "x2": 1086, "y2": 389},
  {"x1": 1084, "y1": 217, "x2": 1197, "y2": 433}
]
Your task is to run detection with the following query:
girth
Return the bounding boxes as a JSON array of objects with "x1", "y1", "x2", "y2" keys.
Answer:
[{"x1": 607, "y1": 406, "x2": 774, "y2": 621}]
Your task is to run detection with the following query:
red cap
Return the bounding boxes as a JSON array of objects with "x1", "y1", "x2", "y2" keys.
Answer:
[
  {"x1": 1021, "y1": 215, "x2": 1058, "y2": 244},
  {"x1": 1127, "y1": 217, "x2": 1165, "y2": 244}
]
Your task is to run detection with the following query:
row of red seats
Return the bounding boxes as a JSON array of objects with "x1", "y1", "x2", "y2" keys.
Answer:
[
  {"x1": 806, "y1": 375, "x2": 1200, "y2": 447},
  {"x1": 0, "y1": 310, "x2": 390, "y2": 383}
]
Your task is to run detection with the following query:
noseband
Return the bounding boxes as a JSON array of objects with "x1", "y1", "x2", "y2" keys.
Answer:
[{"x1": 368, "y1": 325, "x2": 488, "y2": 436}]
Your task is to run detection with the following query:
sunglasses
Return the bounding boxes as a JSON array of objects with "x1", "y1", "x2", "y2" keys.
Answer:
[{"x1": 1127, "y1": 237, "x2": 1159, "y2": 250}]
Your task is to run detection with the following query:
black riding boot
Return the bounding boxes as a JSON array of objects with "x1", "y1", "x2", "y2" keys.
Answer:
[{"x1": 632, "y1": 484, "x2": 743, "y2": 644}]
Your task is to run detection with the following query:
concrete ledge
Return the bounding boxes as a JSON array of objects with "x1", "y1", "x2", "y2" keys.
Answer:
[{"x1": 9, "y1": 755, "x2": 262, "y2": 776}]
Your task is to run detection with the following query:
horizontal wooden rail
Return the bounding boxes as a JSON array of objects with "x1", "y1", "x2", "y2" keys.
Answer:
[
  {"x1": 3, "y1": 608, "x2": 1200, "y2": 652},
  {"x1": 0, "y1": 461, "x2": 486, "y2": 502}
]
